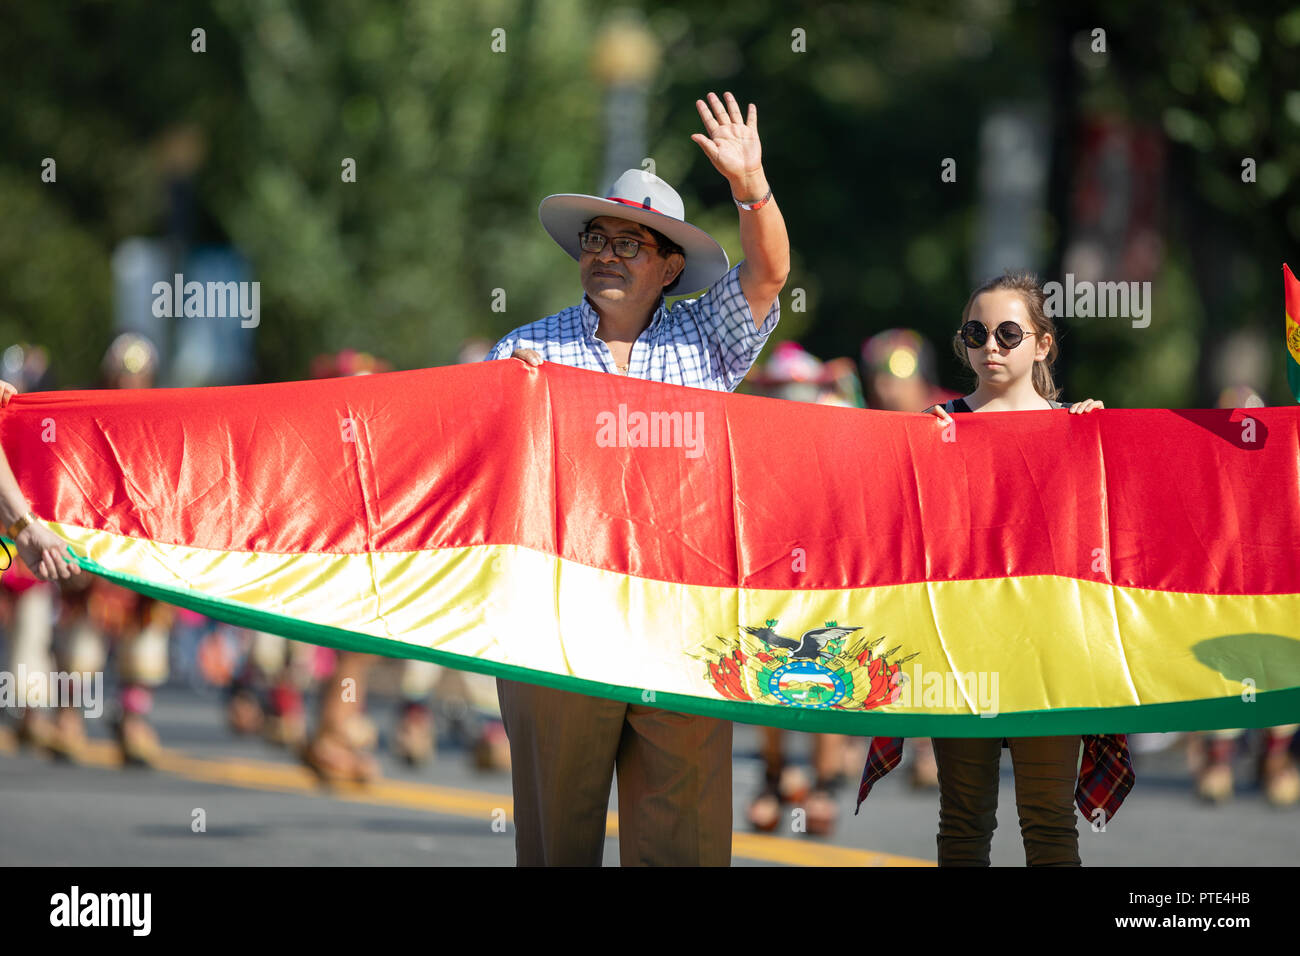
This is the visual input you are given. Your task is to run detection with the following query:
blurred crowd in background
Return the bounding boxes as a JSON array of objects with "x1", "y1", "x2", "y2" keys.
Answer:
[
  {"x1": 2, "y1": 328, "x2": 1295, "y2": 837},
  {"x1": 3, "y1": 1, "x2": 1300, "y2": 835}
]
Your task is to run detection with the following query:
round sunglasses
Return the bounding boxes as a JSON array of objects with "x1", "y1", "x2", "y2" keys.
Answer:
[{"x1": 959, "y1": 320, "x2": 1040, "y2": 351}]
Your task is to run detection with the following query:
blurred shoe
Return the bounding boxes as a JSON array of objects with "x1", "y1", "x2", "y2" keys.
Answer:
[
  {"x1": 1259, "y1": 752, "x2": 1300, "y2": 807},
  {"x1": 16, "y1": 710, "x2": 57, "y2": 750},
  {"x1": 226, "y1": 688, "x2": 264, "y2": 736},
  {"x1": 804, "y1": 788, "x2": 840, "y2": 837},
  {"x1": 471, "y1": 719, "x2": 511, "y2": 772},
  {"x1": 1196, "y1": 762, "x2": 1233, "y2": 804},
  {"x1": 746, "y1": 788, "x2": 781, "y2": 833},
  {"x1": 264, "y1": 711, "x2": 308, "y2": 749},
  {"x1": 116, "y1": 713, "x2": 161, "y2": 767},
  {"x1": 394, "y1": 705, "x2": 435, "y2": 767},
  {"x1": 301, "y1": 733, "x2": 378, "y2": 786},
  {"x1": 46, "y1": 708, "x2": 88, "y2": 762},
  {"x1": 777, "y1": 764, "x2": 811, "y2": 805},
  {"x1": 341, "y1": 713, "x2": 378, "y2": 752},
  {"x1": 263, "y1": 683, "x2": 306, "y2": 748}
]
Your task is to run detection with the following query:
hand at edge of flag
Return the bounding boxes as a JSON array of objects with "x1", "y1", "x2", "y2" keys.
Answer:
[
  {"x1": 15, "y1": 522, "x2": 83, "y2": 581},
  {"x1": 922, "y1": 404, "x2": 954, "y2": 426},
  {"x1": 510, "y1": 349, "x2": 543, "y2": 367},
  {"x1": 1068, "y1": 399, "x2": 1105, "y2": 414}
]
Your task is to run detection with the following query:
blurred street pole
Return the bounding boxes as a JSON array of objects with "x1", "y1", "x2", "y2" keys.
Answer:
[
  {"x1": 592, "y1": 11, "x2": 660, "y2": 194},
  {"x1": 973, "y1": 106, "x2": 1048, "y2": 283}
]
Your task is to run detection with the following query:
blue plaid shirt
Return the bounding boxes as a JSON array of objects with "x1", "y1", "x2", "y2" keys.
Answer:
[{"x1": 486, "y1": 264, "x2": 780, "y2": 391}]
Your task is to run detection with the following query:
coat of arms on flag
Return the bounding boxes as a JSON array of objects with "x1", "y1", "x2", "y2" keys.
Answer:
[{"x1": 694, "y1": 620, "x2": 914, "y2": 711}]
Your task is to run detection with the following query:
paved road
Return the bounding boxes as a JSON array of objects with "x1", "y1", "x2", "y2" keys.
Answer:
[{"x1": 1, "y1": 684, "x2": 1296, "y2": 866}]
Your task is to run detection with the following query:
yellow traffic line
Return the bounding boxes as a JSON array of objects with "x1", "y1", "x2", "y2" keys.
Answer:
[
  {"x1": 733, "y1": 832, "x2": 930, "y2": 867},
  {"x1": 0, "y1": 734, "x2": 931, "y2": 866}
]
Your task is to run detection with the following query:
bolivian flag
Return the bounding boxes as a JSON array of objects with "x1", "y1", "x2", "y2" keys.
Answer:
[
  {"x1": 3, "y1": 362, "x2": 1299, "y2": 735},
  {"x1": 1286, "y1": 264, "x2": 1300, "y2": 402}
]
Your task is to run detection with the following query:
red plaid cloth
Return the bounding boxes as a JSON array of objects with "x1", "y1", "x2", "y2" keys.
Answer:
[{"x1": 855, "y1": 734, "x2": 1135, "y2": 824}]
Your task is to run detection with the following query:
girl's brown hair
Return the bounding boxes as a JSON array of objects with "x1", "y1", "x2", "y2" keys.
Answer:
[{"x1": 952, "y1": 272, "x2": 1060, "y2": 402}]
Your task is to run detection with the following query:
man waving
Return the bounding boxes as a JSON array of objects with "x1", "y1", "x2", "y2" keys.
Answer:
[{"x1": 487, "y1": 92, "x2": 789, "y2": 866}]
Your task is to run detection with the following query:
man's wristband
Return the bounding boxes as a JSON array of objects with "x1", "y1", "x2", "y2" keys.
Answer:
[
  {"x1": 7, "y1": 511, "x2": 38, "y2": 540},
  {"x1": 733, "y1": 186, "x2": 773, "y2": 211}
]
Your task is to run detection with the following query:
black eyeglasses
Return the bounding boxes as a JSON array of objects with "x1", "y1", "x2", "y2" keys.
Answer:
[
  {"x1": 578, "y1": 231, "x2": 660, "y2": 259},
  {"x1": 959, "y1": 320, "x2": 1040, "y2": 350}
]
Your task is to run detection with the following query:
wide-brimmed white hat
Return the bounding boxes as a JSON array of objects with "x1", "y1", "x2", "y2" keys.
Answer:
[{"x1": 538, "y1": 169, "x2": 729, "y2": 294}]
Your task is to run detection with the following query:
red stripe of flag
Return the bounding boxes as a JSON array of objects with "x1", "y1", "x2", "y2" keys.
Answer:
[
  {"x1": 1285, "y1": 263, "x2": 1300, "y2": 323},
  {"x1": 2, "y1": 363, "x2": 1298, "y2": 594}
]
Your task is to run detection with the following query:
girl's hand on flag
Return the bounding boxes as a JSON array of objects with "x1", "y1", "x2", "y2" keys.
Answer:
[
  {"x1": 0, "y1": 380, "x2": 17, "y2": 406},
  {"x1": 922, "y1": 404, "x2": 954, "y2": 426},
  {"x1": 1068, "y1": 399, "x2": 1105, "y2": 414}
]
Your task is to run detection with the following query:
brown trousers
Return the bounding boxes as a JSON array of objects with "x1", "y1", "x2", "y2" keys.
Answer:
[
  {"x1": 932, "y1": 735, "x2": 1082, "y2": 866},
  {"x1": 496, "y1": 679, "x2": 733, "y2": 866}
]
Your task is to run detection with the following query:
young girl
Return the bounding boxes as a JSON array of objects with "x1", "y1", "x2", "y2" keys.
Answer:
[{"x1": 924, "y1": 272, "x2": 1103, "y2": 866}]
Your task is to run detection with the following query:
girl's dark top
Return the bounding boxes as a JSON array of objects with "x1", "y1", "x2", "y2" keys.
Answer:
[{"x1": 945, "y1": 396, "x2": 1067, "y2": 413}]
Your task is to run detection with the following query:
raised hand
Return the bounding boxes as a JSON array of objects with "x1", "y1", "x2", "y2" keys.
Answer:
[{"x1": 691, "y1": 92, "x2": 765, "y2": 197}]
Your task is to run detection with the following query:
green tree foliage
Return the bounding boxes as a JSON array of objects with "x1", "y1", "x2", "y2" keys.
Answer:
[
  {"x1": 1, "y1": 0, "x2": 602, "y2": 382},
  {"x1": 208, "y1": 0, "x2": 602, "y2": 375},
  {"x1": 4, "y1": 1, "x2": 1299, "y2": 403}
]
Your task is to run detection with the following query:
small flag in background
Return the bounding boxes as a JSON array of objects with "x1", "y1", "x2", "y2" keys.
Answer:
[{"x1": 1285, "y1": 264, "x2": 1300, "y2": 402}]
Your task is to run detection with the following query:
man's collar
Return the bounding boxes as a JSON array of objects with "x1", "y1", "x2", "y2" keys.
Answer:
[
  {"x1": 579, "y1": 295, "x2": 601, "y2": 335},
  {"x1": 580, "y1": 294, "x2": 667, "y2": 337}
]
